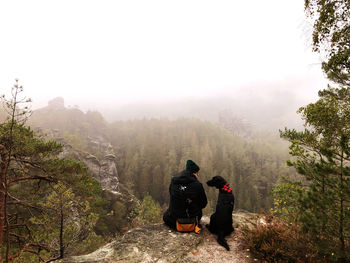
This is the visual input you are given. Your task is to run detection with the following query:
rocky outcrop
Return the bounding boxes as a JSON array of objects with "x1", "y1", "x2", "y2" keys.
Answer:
[
  {"x1": 87, "y1": 136, "x2": 114, "y2": 154},
  {"x1": 82, "y1": 152, "x2": 120, "y2": 193},
  {"x1": 30, "y1": 98, "x2": 119, "y2": 193},
  {"x1": 56, "y1": 135, "x2": 120, "y2": 193},
  {"x1": 56, "y1": 211, "x2": 258, "y2": 263},
  {"x1": 233, "y1": 209, "x2": 260, "y2": 230},
  {"x1": 81, "y1": 136, "x2": 120, "y2": 192},
  {"x1": 47, "y1": 97, "x2": 65, "y2": 110}
]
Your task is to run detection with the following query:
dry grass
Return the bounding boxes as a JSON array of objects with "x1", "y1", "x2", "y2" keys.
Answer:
[{"x1": 240, "y1": 214, "x2": 327, "y2": 263}]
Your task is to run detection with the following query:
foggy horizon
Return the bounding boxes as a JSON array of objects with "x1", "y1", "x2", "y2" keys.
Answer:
[
  {"x1": 29, "y1": 73, "x2": 325, "y2": 123},
  {"x1": 1, "y1": 0, "x2": 328, "y2": 117}
]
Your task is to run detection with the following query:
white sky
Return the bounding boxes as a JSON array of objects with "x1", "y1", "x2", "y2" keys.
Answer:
[{"x1": 0, "y1": 0, "x2": 326, "y2": 110}]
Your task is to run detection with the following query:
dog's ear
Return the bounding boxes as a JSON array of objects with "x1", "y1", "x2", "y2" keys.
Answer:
[{"x1": 215, "y1": 176, "x2": 227, "y2": 189}]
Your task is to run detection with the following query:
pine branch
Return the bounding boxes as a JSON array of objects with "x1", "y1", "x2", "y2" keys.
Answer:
[{"x1": 7, "y1": 175, "x2": 55, "y2": 185}]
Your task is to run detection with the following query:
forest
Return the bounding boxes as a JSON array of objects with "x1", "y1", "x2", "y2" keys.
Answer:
[{"x1": 108, "y1": 118, "x2": 295, "y2": 212}]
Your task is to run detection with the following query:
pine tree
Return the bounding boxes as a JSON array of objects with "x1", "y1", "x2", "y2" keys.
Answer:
[
  {"x1": 280, "y1": 87, "x2": 350, "y2": 259},
  {"x1": 29, "y1": 182, "x2": 99, "y2": 260},
  {"x1": 0, "y1": 81, "x2": 105, "y2": 262}
]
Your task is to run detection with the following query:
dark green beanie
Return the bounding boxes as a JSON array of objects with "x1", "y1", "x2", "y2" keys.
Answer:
[{"x1": 186, "y1": 160, "x2": 200, "y2": 173}]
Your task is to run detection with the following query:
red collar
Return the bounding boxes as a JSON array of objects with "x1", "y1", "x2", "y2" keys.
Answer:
[{"x1": 221, "y1": 184, "x2": 232, "y2": 193}]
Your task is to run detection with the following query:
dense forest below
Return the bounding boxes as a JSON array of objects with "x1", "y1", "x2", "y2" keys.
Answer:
[
  {"x1": 109, "y1": 118, "x2": 296, "y2": 212},
  {"x1": 28, "y1": 97, "x2": 296, "y2": 213}
]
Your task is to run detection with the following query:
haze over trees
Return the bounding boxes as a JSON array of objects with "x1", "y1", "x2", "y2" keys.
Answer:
[{"x1": 108, "y1": 118, "x2": 295, "y2": 212}]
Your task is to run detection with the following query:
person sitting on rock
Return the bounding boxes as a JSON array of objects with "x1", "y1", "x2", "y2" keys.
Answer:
[{"x1": 163, "y1": 160, "x2": 207, "y2": 231}]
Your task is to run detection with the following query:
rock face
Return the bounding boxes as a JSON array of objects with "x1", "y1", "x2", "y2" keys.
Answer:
[
  {"x1": 83, "y1": 152, "x2": 120, "y2": 193},
  {"x1": 56, "y1": 211, "x2": 258, "y2": 263},
  {"x1": 58, "y1": 136, "x2": 120, "y2": 193},
  {"x1": 33, "y1": 123, "x2": 138, "y2": 232}
]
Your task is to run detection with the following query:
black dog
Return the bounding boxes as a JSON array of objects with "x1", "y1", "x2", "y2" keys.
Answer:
[{"x1": 206, "y1": 176, "x2": 234, "y2": 251}]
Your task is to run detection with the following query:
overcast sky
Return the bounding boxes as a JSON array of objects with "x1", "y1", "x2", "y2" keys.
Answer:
[{"x1": 0, "y1": 0, "x2": 326, "y2": 110}]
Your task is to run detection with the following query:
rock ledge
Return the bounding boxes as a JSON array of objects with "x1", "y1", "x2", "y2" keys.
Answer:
[{"x1": 57, "y1": 211, "x2": 258, "y2": 263}]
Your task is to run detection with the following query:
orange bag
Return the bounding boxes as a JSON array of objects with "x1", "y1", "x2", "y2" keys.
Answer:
[{"x1": 176, "y1": 217, "x2": 197, "y2": 232}]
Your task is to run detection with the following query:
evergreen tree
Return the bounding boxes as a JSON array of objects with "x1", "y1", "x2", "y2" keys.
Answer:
[
  {"x1": 280, "y1": 87, "x2": 350, "y2": 259},
  {"x1": 29, "y1": 182, "x2": 99, "y2": 260},
  {"x1": 0, "y1": 81, "x2": 105, "y2": 262},
  {"x1": 131, "y1": 193, "x2": 162, "y2": 226}
]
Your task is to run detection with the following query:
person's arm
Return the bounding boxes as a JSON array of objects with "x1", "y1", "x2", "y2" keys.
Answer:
[{"x1": 198, "y1": 184, "x2": 207, "y2": 209}]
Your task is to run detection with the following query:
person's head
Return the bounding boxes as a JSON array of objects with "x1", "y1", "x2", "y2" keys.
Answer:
[{"x1": 186, "y1": 160, "x2": 200, "y2": 176}]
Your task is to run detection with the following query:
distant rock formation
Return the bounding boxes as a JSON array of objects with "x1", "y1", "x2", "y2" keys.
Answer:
[
  {"x1": 56, "y1": 210, "x2": 258, "y2": 263},
  {"x1": 47, "y1": 97, "x2": 65, "y2": 110}
]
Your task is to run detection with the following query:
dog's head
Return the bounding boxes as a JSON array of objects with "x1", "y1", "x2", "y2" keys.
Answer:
[{"x1": 206, "y1": 176, "x2": 227, "y2": 189}]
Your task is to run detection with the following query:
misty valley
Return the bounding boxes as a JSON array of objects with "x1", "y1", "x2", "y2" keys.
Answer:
[
  {"x1": 29, "y1": 97, "x2": 296, "y2": 212},
  {"x1": 0, "y1": 92, "x2": 296, "y2": 261}
]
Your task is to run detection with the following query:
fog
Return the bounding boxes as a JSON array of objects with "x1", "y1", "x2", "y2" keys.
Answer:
[{"x1": 0, "y1": 0, "x2": 327, "y2": 128}]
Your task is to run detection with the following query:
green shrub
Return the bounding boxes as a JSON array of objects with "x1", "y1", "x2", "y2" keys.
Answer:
[{"x1": 131, "y1": 193, "x2": 162, "y2": 226}]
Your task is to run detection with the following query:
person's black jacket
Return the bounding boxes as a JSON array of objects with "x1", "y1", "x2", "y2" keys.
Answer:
[{"x1": 164, "y1": 170, "x2": 207, "y2": 227}]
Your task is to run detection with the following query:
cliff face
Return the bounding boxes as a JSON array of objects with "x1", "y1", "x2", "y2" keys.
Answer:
[
  {"x1": 58, "y1": 136, "x2": 120, "y2": 193},
  {"x1": 80, "y1": 136, "x2": 120, "y2": 193},
  {"x1": 30, "y1": 98, "x2": 120, "y2": 193},
  {"x1": 56, "y1": 210, "x2": 257, "y2": 263},
  {"x1": 30, "y1": 102, "x2": 139, "y2": 232}
]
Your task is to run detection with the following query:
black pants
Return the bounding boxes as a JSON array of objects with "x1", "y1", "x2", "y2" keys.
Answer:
[{"x1": 163, "y1": 210, "x2": 177, "y2": 230}]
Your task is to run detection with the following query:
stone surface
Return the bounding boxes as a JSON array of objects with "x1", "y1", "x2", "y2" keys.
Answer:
[
  {"x1": 56, "y1": 211, "x2": 258, "y2": 263},
  {"x1": 233, "y1": 209, "x2": 259, "y2": 230}
]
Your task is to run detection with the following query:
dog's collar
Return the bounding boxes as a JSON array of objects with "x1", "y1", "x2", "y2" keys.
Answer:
[{"x1": 221, "y1": 184, "x2": 232, "y2": 193}]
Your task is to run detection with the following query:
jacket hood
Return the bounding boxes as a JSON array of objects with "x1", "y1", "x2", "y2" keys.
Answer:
[{"x1": 172, "y1": 170, "x2": 197, "y2": 185}]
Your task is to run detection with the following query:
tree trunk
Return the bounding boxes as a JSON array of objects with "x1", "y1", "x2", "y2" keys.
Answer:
[
  {"x1": 339, "y1": 151, "x2": 345, "y2": 260},
  {"x1": 59, "y1": 202, "x2": 64, "y2": 259},
  {"x1": 0, "y1": 145, "x2": 8, "y2": 245}
]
